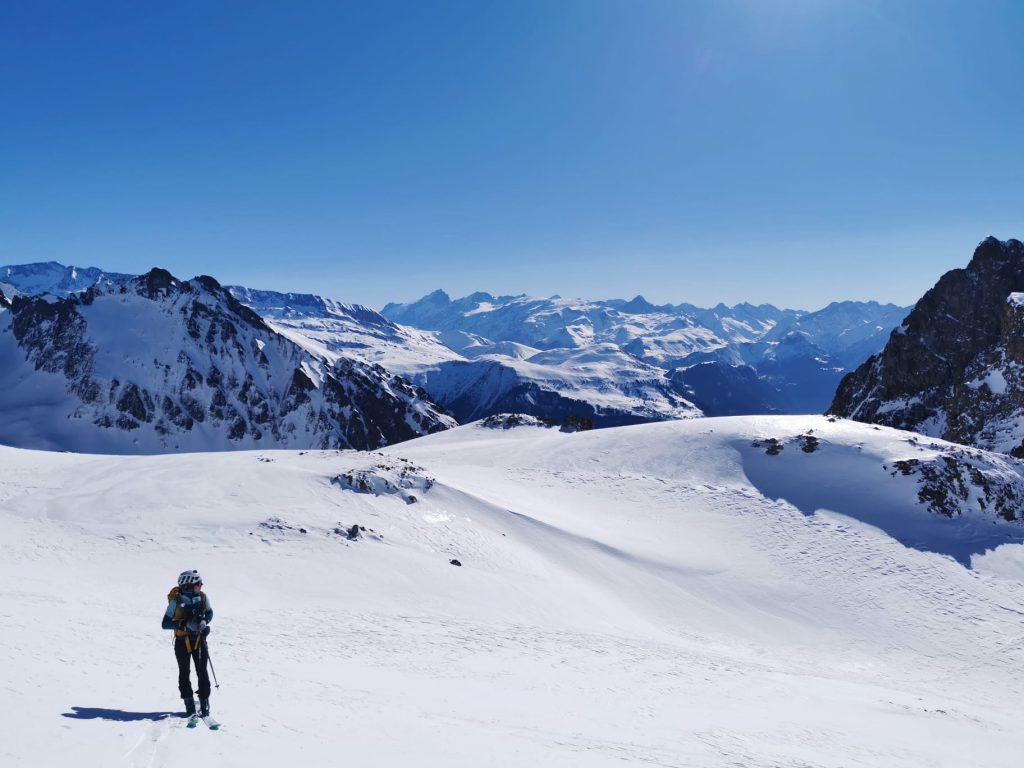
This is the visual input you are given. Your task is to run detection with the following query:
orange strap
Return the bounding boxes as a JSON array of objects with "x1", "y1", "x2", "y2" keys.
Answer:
[{"x1": 184, "y1": 631, "x2": 201, "y2": 655}]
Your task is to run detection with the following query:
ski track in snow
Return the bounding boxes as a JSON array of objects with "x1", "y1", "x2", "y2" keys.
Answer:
[{"x1": 1, "y1": 415, "x2": 1023, "y2": 766}]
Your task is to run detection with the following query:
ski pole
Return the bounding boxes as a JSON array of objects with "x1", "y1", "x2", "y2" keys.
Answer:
[{"x1": 204, "y1": 637, "x2": 220, "y2": 689}]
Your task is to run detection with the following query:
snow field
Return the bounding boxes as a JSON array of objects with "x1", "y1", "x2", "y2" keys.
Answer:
[{"x1": 1, "y1": 415, "x2": 1023, "y2": 766}]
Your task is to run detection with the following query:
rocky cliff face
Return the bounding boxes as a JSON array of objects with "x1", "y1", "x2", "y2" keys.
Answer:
[
  {"x1": 0, "y1": 269, "x2": 454, "y2": 454},
  {"x1": 830, "y1": 237, "x2": 1024, "y2": 455}
]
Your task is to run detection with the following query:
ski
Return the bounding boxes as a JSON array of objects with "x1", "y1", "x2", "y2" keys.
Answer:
[
  {"x1": 201, "y1": 716, "x2": 221, "y2": 730},
  {"x1": 186, "y1": 714, "x2": 200, "y2": 729}
]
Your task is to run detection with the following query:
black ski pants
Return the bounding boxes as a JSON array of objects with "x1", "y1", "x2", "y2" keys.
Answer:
[{"x1": 174, "y1": 636, "x2": 211, "y2": 700}]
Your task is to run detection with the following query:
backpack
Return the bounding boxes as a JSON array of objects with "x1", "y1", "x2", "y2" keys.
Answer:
[{"x1": 167, "y1": 585, "x2": 208, "y2": 646}]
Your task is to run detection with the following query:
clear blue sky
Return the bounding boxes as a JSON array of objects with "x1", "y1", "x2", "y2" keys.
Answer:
[{"x1": 2, "y1": 1, "x2": 1022, "y2": 310}]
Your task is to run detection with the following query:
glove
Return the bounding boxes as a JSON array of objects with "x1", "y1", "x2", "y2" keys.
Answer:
[{"x1": 186, "y1": 617, "x2": 208, "y2": 634}]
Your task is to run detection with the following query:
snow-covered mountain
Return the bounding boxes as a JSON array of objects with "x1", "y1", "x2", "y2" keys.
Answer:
[
  {"x1": 228, "y1": 287, "x2": 704, "y2": 427},
  {"x1": 383, "y1": 290, "x2": 909, "y2": 414},
  {"x1": 0, "y1": 260, "x2": 908, "y2": 427},
  {"x1": 3, "y1": 415, "x2": 1023, "y2": 766},
  {"x1": 382, "y1": 290, "x2": 781, "y2": 353},
  {"x1": 1, "y1": 260, "x2": 134, "y2": 297},
  {"x1": 763, "y1": 300, "x2": 911, "y2": 369},
  {"x1": 223, "y1": 286, "x2": 460, "y2": 377},
  {"x1": 0, "y1": 268, "x2": 454, "y2": 453},
  {"x1": 831, "y1": 237, "x2": 1024, "y2": 456},
  {"x1": 414, "y1": 344, "x2": 701, "y2": 426}
]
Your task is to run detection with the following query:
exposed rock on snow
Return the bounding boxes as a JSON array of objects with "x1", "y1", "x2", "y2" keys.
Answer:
[
  {"x1": 889, "y1": 446, "x2": 1024, "y2": 521},
  {"x1": 331, "y1": 457, "x2": 435, "y2": 504},
  {"x1": 254, "y1": 516, "x2": 382, "y2": 543},
  {"x1": 479, "y1": 413, "x2": 555, "y2": 430}
]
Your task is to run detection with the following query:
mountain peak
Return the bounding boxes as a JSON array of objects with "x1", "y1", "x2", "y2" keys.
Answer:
[
  {"x1": 136, "y1": 267, "x2": 178, "y2": 298},
  {"x1": 619, "y1": 295, "x2": 658, "y2": 314},
  {"x1": 194, "y1": 274, "x2": 223, "y2": 292},
  {"x1": 969, "y1": 236, "x2": 1024, "y2": 268},
  {"x1": 424, "y1": 289, "x2": 451, "y2": 304},
  {"x1": 0, "y1": 276, "x2": 454, "y2": 453}
]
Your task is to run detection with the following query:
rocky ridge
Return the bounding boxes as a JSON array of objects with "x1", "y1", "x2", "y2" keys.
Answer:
[
  {"x1": 0, "y1": 268, "x2": 454, "y2": 453},
  {"x1": 831, "y1": 237, "x2": 1024, "y2": 456}
]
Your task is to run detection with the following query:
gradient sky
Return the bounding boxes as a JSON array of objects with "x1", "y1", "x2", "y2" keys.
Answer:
[{"x1": 2, "y1": 1, "x2": 1023, "y2": 310}]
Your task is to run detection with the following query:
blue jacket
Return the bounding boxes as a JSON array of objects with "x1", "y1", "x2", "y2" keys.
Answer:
[{"x1": 162, "y1": 591, "x2": 214, "y2": 631}]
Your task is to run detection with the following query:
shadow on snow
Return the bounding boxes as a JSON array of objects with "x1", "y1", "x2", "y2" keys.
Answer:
[
  {"x1": 62, "y1": 707, "x2": 181, "y2": 722},
  {"x1": 739, "y1": 444, "x2": 1024, "y2": 567}
]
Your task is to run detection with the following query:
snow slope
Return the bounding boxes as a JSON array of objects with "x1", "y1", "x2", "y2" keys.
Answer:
[{"x1": 1, "y1": 415, "x2": 1023, "y2": 767}]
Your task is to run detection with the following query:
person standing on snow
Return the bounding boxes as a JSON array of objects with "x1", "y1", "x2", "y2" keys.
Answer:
[{"x1": 162, "y1": 569, "x2": 214, "y2": 717}]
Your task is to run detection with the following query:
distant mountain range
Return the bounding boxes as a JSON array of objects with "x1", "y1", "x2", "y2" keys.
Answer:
[
  {"x1": 235, "y1": 286, "x2": 704, "y2": 427},
  {"x1": 1, "y1": 259, "x2": 911, "y2": 452},
  {"x1": 1, "y1": 261, "x2": 134, "y2": 297},
  {"x1": 380, "y1": 289, "x2": 909, "y2": 417}
]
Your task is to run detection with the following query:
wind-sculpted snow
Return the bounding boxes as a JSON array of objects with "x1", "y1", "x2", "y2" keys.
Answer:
[
  {"x1": 2, "y1": 416, "x2": 1024, "y2": 765},
  {"x1": 0, "y1": 268, "x2": 454, "y2": 453}
]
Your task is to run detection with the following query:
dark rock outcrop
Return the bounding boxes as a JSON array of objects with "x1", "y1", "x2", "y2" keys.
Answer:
[{"x1": 830, "y1": 237, "x2": 1024, "y2": 454}]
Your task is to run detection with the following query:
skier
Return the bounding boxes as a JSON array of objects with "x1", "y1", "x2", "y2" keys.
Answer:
[{"x1": 162, "y1": 569, "x2": 214, "y2": 718}]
